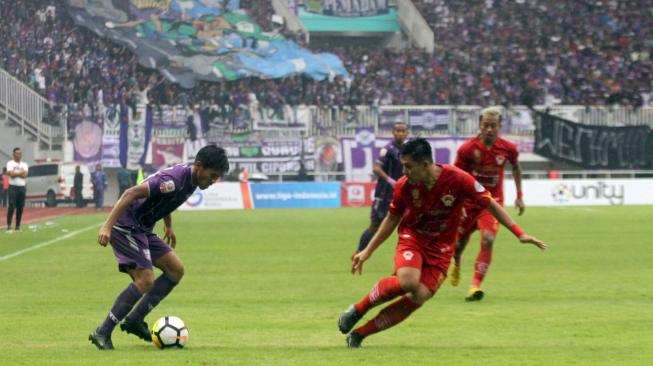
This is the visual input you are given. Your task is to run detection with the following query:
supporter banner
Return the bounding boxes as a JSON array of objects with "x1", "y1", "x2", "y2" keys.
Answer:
[
  {"x1": 341, "y1": 137, "x2": 466, "y2": 181},
  {"x1": 379, "y1": 110, "x2": 405, "y2": 127},
  {"x1": 151, "y1": 106, "x2": 189, "y2": 169},
  {"x1": 179, "y1": 182, "x2": 251, "y2": 210},
  {"x1": 70, "y1": 105, "x2": 103, "y2": 165},
  {"x1": 504, "y1": 179, "x2": 653, "y2": 206},
  {"x1": 534, "y1": 112, "x2": 653, "y2": 169},
  {"x1": 408, "y1": 108, "x2": 449, "y2": 130},
  {"x1": 101, "y1": 104, "x2": 124, "y2": 168},
  {"x1": 65, "y1": 1, "x2": 348, "y2": 87},
  {"x1": 306, "y1": 0, "x2": 389, "y2": 17},
  {"x1": 379, "y1": 108, "x2": 449, "y2": 130},
  {"x1": 250, "y1": 182, "x2": 341, "y2": 208},
  {"x1": 341, "y1": 182, "x2": 376, "y2": 207},
  {"x1": 206, "y1": 137, "x2": 317, "y2": 175},
  {"x1": 252, "y1": 106, "x2": 311, "y2": 131},
  {"x1": 126, "y1": 105, "x2": 152, "y2": 170}
]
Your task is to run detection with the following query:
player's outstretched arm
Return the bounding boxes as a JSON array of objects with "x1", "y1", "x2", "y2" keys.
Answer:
[
  {"x1": 351, "y1": 213, "x2": 401, "y2": 274},
  {"x1": 97, "y1": 183, "x2": 150, "y2": 246},
  {"x1": 486, "y1": 200, "x2": 546, "y2": 250}
]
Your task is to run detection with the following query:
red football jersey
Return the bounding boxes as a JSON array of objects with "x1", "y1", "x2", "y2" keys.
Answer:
[
  {"x1": 389, "y1": 165, "x2": 493, "y2": 248},
  {"x1": 455, "y1": 136, "x2": 518, "y2": 204}
]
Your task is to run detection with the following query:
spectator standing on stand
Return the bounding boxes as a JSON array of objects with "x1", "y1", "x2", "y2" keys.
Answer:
[
  {"x1": 92, "y1": 164, "x2": 108, "y2": 211},
  {"x1": 5, "y1": 147, "x2": 29, "y2": 233}
]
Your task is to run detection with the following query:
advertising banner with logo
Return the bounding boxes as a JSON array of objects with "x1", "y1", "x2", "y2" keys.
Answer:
[
  {"x1": 504, "y1": 179, "x2": 653, "y2": 206},
  {"x1": 250, "y1": 182, "x2": 341, "y2": 208},
  {"x1": 179, "y1": 182, "x2": 252, "y2": 210},
  {"x1": 341, "y1": 182, "x2": 376, "y2": 207},
  {"x1": 535, "y1": 112, "x2": 653, "y2": 169},
  {"x1": 341, "y1": 136, "x2": 467, "y2": 181}
]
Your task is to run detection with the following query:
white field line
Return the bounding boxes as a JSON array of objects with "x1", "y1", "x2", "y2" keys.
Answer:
[{"x1": 0, "y1": 223, "x2": 101, "y2": 262}]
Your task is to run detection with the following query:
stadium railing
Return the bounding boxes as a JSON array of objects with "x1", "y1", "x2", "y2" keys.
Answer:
[{"x1": 0, "y1": 68, "x2": 65, "y2": 150}]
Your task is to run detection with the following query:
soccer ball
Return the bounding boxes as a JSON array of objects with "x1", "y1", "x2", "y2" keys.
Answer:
[{"x1": 151, "y1": 316, "x2": 189, "y2": 349}]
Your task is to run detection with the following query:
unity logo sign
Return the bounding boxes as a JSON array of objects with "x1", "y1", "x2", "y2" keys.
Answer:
[{"x1": 551, "y1": 182, "x2": 625, "y2": 205}]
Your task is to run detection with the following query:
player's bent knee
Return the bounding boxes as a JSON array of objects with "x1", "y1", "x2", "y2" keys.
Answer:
[
  {"x1": 398, "y1": 276, "x2": 421, "y2": 293},
  {"x1": 407, "y1": 286, "x2": 433, "y2": 305},
  {"x1": 133, "y1": 273, "x2": 155, "y2": 293}
]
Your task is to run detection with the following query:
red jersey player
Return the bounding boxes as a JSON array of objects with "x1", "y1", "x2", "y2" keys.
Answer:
[
  {"x1": 338, "y1": 138, "x2": 545, "y2": 348},
  {"x1": 449, "y1": 107, "x2": 525, "y2": 301}
]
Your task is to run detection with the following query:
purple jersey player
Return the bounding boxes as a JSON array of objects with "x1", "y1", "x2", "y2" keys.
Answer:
[
  {"x1": 89, "y1": 145, "x2": 229, "y2": 350},
  {"x1": 356, "y1": 121, "x2": 408, "y2": 253}
]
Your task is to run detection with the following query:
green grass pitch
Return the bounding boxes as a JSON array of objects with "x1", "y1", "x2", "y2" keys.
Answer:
[{"x1": 1, "y1": 206, "x2": 651, "y2": 365}]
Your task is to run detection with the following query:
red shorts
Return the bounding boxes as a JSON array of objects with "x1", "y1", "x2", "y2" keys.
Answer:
[
  {"x1": 459, "y1": 206, "x2": 500, "y2": 241},
  {"x1": 393, "y1": 233, "x2": 452, "y2": 293}
]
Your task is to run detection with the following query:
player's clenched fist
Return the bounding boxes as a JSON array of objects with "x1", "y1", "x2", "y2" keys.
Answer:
[{"x1": 98, "y1": 225, "x2": 111, "y2": 246}]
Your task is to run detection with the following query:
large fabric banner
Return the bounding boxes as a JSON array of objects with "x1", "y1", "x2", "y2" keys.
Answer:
[
  {"x1": 341, "y1": 136, "x2": 467, "y2": 181},
  {"x1": 252, "y1": 106, "x2": 311, "y2": 131},
  {"x1": 126, "y1": 105, "x2": 152, "y2": 170},
  {"x1": 100, "y1": 104, "x2": 125, "y2": 168},
  {"x1": 408, "y1": 108, "x2": 449, "y2": 131},
  {"x1": 206, "y1": 137, "x2": 317, "y2": 175},
  {"x1": 151, "y1": 106, "x2": 190, "y2": 169},
  {"x1": 379, "y1": 108, "x2": 449, "y2": 130},
  {"x1": 65, "y1": 1, "x2": 349, "y2": 87},
  {"x1": 70, "y1": 105, "x2": 103, "y2": 165},
  {"x1": 534, "y1": 112, "x2": 653, "y2": 169},
  {"x1": 306, "y1": 0, "x2": 389, "y2": 17}
]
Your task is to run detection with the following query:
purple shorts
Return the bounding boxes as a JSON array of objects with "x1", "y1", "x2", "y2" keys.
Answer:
[{"x1": 110, "y1": 225, "x2": 172, "y2": 273}]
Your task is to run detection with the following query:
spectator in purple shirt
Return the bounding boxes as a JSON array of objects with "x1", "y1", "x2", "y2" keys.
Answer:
[{"x1": 89, "y1": 145, "x2": 229, "y2": 350}]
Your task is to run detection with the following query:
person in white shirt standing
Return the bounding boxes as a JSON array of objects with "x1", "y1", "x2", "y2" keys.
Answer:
[{"x1": 6, "y1": 147, "x2": 29, "y2": 233}]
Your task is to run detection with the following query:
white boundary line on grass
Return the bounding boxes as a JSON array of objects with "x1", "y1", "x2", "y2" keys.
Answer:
[{"x1": 0, "y1": 223, "x2": 101, "y2": 262}]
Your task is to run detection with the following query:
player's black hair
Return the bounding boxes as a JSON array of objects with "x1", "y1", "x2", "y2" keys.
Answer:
[
  {"x1": 400, "y1": 138, "x2": 433, "y2": 163},
  {"x1": 195, "y1": 145, "x2": 229, "y2": 173},
  {"x1": 13, "y1": 147, "x2": 21, "y2": 153}
]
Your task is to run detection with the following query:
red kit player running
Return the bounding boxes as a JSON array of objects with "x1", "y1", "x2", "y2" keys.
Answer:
[
  {"x1": 338, "y1": 138, "x2": 545, "y2": 348},
  {"x1": 449, "y1": 107, "x2": 525, "y2": 301}
]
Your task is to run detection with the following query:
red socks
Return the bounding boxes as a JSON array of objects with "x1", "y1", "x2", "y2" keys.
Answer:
[
  {"x1": 355, "y1": 296, "x2": 421, "y2": 337},
  {"x1": 472, "y1": 246, "x2": 493, "y2": 287},
  {"x1": 354, "y1": 276, "x2": 405, "y2": 315}
]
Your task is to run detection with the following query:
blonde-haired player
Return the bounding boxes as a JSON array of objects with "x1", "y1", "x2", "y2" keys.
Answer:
[{"x1": 450, "y1": 107, "x2": 525, "y2": 301}]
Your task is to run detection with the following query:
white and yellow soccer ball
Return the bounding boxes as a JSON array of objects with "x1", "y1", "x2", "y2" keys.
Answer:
[{"x1": 151, "y1": 316, "x2": 189, "y2": 349}]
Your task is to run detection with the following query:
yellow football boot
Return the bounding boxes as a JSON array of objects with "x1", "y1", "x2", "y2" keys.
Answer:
[{"x1": 465, "y1": 286, "x2": 484, "y2": 302}]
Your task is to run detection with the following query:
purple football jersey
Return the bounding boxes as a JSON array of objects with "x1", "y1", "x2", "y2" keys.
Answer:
[
  {"x1": 117, "y1": 164, "x2": 196, "y2": 229},
  {"x1": 374, "y1": 140, "x2": 403, "y2": 199}
]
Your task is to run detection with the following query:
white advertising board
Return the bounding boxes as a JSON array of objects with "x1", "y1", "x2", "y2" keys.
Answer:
[
  {"x1": 179, "y1": 182, "x2": 250, "y2": 210},
  {"x1": 504, "y1": 179, "x2": 653, "y2": 206}
]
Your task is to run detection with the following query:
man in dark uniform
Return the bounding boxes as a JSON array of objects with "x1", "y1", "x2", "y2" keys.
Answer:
[
  {"x1": 89, "y1": 145, "x2": 229, "y2": 350},
  {"x1": 355, "y1": 121, "x2": 408, "y2": 253},
  {"x1": 74, "y1": 165, "x2": 84, "y2": 208}
]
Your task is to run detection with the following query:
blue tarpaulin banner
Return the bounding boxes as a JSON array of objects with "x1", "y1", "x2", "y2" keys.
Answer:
[{"x1": 65, "y1": 0, "x2": 349, "y2": 87}]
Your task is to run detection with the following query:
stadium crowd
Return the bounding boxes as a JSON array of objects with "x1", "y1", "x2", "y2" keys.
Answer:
[{"x1": 1, "y1": 0, "x2": 652, "y2": 110}]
